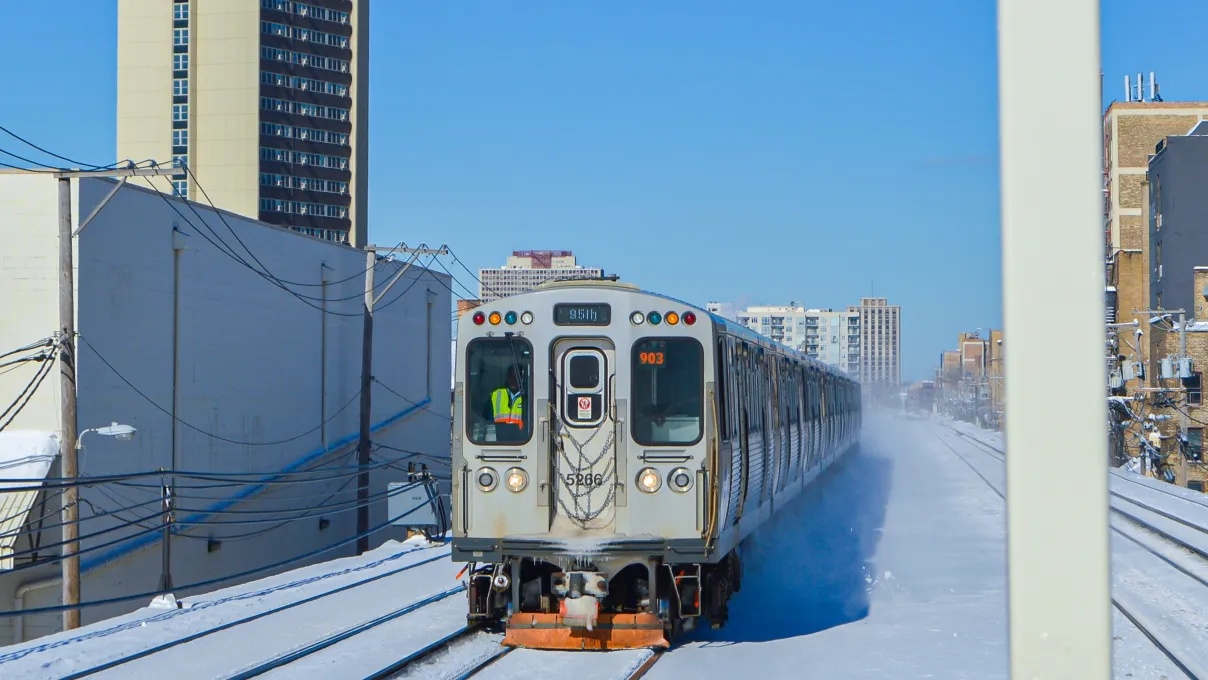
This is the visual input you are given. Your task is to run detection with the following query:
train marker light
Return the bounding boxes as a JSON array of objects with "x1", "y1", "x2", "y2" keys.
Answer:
[
  {"x1": 669, "y1": 467, "x2": 693, "y2": 493},
  {"x1": 505, "y1": 467, "x2": 528, "y2": 493},
  {"x1": 647, "y1": 311, "x2": 662, "y2": 326},
  {"x1": 520, "y1": 311, "x2": 534, "y2": 325},
  {"x1": 472, "y1": 311, "x2": 485, "y2": 326},
  {"x1": 636, "y1": 467, "x2": 661, "y2": 493},
  {"x1": 683, "y1": 312, "x2": 697, "y2": 326},
  {"x1": 505, "y1": 311, "x2": 518, "y2": 325},
  {"x1": 477, "y1": 467, "x2": 498, "y2": 492},
  {"x1": 488, "y1": 312, "x2": 502, "y2": 325},
  {"x1": 630, "y1": 311, "x2": 645, "y2": 325},
  {"x1": 665, "y1": 312, "x2": 680, "y2": 326}
]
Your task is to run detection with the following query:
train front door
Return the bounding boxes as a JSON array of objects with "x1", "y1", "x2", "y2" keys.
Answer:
[{"x1": 549, "y1": 338, "x2": 618, "y2": 534}]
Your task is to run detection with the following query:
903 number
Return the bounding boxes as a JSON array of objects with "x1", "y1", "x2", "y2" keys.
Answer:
[
  {"x1": 564, "y1": 473, "x2": 606, "y2": 488},
  {"x1": 638, "y1": 352, "x2": 665, "y2": 365}
]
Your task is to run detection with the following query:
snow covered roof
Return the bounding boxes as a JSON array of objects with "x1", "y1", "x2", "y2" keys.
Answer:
[{"x1": 0, "y1": 431, "x2": 59, "y2": 570}]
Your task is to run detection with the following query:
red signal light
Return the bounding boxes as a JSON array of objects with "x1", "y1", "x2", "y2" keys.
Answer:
[
  {"x1": 472, "y1": 311, "x2": 485, "y2": 325},
  {"x1": 683, "y1": 312, "x2": 697, "y2": 325}
]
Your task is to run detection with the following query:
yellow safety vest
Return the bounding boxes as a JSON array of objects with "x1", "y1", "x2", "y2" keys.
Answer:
[{"x1": 492, "y1": 388, "x2": 523, "y2": 425}]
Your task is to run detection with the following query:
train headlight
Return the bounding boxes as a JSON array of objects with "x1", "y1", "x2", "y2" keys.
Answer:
[
  {"x1": 636, "y1": 467, "x2": 661, "y2": 493},
  {"x1": 520, "y1": 311, "x2": 534, "y2": 325},
  {"x1": 476, "y1": 467, "x2": 498, "y2": 492},
  {"x1": 668, "y1": 467, "x2": 693, "y2": 493},
  {"x1": 647, "y1": 311, "x2": 662, "y2": 326},
  {"x1": 488, "y1": 312, "x2": 502, "y2": 325},
  {"x1": 504, "y1": 311, "x2": 518, "y2": 325},
  {"x1": 683, "y1": 312, "x2": 697, "y2": 325},
  {"x1": 472, "y1": 311, "x2": 485, "y2": 326},
  {"x1": 665, "y1": 312, "x2": 679, "y2": 325},
  {"x1": 630, "y1": 311, "x2": 645, "y2": 325},
  {"x1": 505, "y1": 467, "x2": 528, "y2": 493}
]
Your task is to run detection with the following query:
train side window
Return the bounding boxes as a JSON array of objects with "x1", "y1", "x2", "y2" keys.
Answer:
[
  {"x1": 465, "y1": 337, "x2": 533, "y2": 445},
  {"x1": 632, "y1": 337, "x2": 704, "y2": 445},
  {"x1": 716, "y1": 337, "x2": 729, "y2": 440}
]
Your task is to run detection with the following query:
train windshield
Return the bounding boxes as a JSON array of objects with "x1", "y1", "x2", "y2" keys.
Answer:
[
  {"x1": 631, "y1": 338, "x2": 703, "y2": 445},
  {"x1": 465, "y1": 337, "x2": 533, "y2": 445}
]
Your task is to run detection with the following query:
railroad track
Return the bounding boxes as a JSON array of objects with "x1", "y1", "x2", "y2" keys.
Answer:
[
  {"x1": 367, "y1": 639, "x2": 663, "y2": 680},
  {"x1": 46, "y1": 546, "x2": 452, "y2": 680},
  {"x1": 930, "y1": 422, "x2": 1208, "y2": 679}
]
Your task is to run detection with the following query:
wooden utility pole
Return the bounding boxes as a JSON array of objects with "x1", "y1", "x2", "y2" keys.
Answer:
[
  {"x1": 356, "y1": 244, "x2": 447, "y2": 554},
  {"x1": 53, "y1": 166, "x2": 174, "y2": 630}
]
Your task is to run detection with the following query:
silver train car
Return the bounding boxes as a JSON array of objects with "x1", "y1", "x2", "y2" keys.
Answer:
[{"x1": 451, "y1": 279, "x2": 861, "y2": 650}]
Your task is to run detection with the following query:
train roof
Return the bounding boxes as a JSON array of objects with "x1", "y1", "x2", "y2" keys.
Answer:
[{"x1": 527, "y1": 279, "x2": 860, "y2": 384}]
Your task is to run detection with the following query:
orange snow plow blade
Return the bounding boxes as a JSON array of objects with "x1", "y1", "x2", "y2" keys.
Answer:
[{"x1": 502, "y1": 612, "x2": 670, "y2": 651}]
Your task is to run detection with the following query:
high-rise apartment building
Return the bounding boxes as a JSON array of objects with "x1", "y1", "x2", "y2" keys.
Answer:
[
  {"x1": 735, "y1": 305, "x2": 808, "y2": 350},
  {"x1": 117, "y1": 0, "x2": 368, "y2": 246},
  {"x1": 803, "y1": 309, "x2": 860, "y2": 375},
  {"x1": 850, "y1": 297, "x2": 900, "y2": 386},
  {"x1": 479, "y1": 250, "x2": 604, "y2": 303}
]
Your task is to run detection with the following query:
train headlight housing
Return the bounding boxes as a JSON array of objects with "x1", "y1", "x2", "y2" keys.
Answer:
[
  {"x1": 636, "y1": 467, "x2": 661, "y2": 493},
  {"x1": 504, "y1": 311, "x2": 518, "y2": 325},
  {"x1": 630, "y1": 311, "x2": 645, "y2": 325},
  {"x1": 647, "y1": 311, "x2": 662, "y2": 326},
  {"x1": 668, "y1": 467, "x2": 693, "y2": 493},
  {"x1": 472, "y1": 312, "x2": 485, "y2": 326},
  {"x1": 683, "y1": 312, "x2": 697, "y2": 325},
  {"x1": 476, "y1": 467, "x2": 498, "y2": 492},
  {"x1": 520, "y1": 311, "x2": 534, "y2": 325},
  {"x1": 505, "y1": 467, "x2": 528, "y2": 493},
  {"x1": 488, "y1": 312, "x2": 502, "y2": 325},
  {"x1": 665, "y1": 312, "x2": 679, "y2": 325}
]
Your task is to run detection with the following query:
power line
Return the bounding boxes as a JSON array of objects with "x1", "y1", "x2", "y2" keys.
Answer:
[
  {"x1": 0, "y1": 125, "x2": 127, "y2": 170},
  {"x1": 79, "y1": 334, "x2": 361, "y2": 447}
]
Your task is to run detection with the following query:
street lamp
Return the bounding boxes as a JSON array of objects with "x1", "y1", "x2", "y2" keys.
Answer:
[
  {"x1": 63, "y1": 421, "x2": 136, "y2": 631},
  {"x1": 78, "y1": 422, "x2": 137, "y2": 452}
]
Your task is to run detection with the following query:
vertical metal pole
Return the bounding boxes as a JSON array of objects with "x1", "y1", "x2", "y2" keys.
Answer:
[
  {"x1": 57, "y1": 177, "x2": 81, "y2": 631},
  {"x1": 998, "y1": 0, "x2": 1111, "y2": 677},
  {"x1": 167, "y1": 229, "x2": 183, "y2": 590},
  {"x1": 356, "y1": 248, "x2": 376, "y2": 554},
  {"x1": 1180, "y1": 311, "x2": 1188, "y2": 485},
  {"x1": 159, "y1": 469, "x2": 174, "y2": 592},
  {"x1": 320, "y1": 263, "x2": 329, "y2": 454}
]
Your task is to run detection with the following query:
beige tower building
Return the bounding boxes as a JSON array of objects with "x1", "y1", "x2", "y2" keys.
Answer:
[
  {"x1": 117, "y1": 0, "x2": 368, "y2": 246},
  {"x1": 850, "y1": 297, "x2": 900, "y2": 387}
]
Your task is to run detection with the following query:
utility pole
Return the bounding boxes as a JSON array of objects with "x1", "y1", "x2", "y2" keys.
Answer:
[
  {"x1": 1137, "y1": 308, "x2": 1189, "y2": 484},
  {"x1": 53, "y1": 166, "x2": 174, "y2": 631},
  {"x1": 356, "y1": 243, "x2": 448, "y2": 554}
]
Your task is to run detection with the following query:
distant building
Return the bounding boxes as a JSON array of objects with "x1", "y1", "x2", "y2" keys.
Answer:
[
  {"x1": 735, "y1": 304, "x2": 808, "y2": 350},
  {"x1": 456, "y1": 299, "x2": 483, "y2": 319},
  {"x1": 1148, "y1": 121, "x2": 1208, "y2": 315},
  {"x1": 802, "y1": 309, "x2": 860, "y2": 375},
  {"x1": 478, "y1": 250, "x2": 604, "y2": 303},
  {"x1": 850, "y1": 297, "x2": 901, "y2": 386}
]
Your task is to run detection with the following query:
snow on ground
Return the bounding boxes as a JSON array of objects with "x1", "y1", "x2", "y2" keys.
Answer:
[
  {"x1": 0, "y1": 539, "x2": 459, "y2": 679},
  {"x1": 647, "y1": 414, "x2": 1186, "y2": 680}
]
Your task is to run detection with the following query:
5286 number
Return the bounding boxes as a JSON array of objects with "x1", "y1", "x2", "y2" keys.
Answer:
[
  {"x1": 638, "y1": 352, "x2": 665, "y2": 365},
  {"x1": 564, "y1": 473, "x2": 606, "y2": 488}
]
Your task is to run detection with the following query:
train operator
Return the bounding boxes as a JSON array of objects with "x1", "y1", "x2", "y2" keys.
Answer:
[{"x1": 491, "y1": 367, "x2": 525, "y2": 442}]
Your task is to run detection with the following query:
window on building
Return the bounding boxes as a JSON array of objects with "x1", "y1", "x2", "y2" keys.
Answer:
[
  {"x1": 173, "y1": 54, "x2": 189, "y2": 71},
  {"x1": 1191, "y1": 480, "x2": 1206, "y2": 492},
  {"x1": 1188, "y1": 428, "x2": 1203, "y2": 461},
  {"x1": 173, "y1": 78, "x2": 188, "y2": 96},
  {"x1": 632, "y1": 338, "x2": 703, "y2": 445},
  {"x1": 172, "y1": 104, "x2": 188, "y2": 121},
  {"x1": 173, "y1": 28, "x2": 189, "y2": 46},
  {"x1": 172, "y1": 129, "x2": 188, "y2": 147},
  {"x1": 1185, "y1": 373, "x2": 1202, "y2": 405},
  {"x1": 171, "y1": 179, "x2": 188, "y2": 199},
  {"x1": 172, "y1": 155, "x2": 187, "y2": 169},
  {"x1": 173, "y1": 2, "x2": 189, "y2": 20},
  {"x1": 465, "y1": 337, "x2": 533, "y2": 445}
]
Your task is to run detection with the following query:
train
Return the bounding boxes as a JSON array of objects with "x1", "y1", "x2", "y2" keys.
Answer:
[{"x1": 450, "y1": 279, "x2": 862, "y2": 650}]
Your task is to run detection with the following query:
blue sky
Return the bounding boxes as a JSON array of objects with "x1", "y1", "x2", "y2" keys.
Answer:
[{"x1": 0, "y1": 1, "x2": 1199, "y2": 382}]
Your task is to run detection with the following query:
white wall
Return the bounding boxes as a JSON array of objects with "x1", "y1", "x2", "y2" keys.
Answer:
[{"x1": 0, "y1": 175, "x2": 451, "y2": 642}]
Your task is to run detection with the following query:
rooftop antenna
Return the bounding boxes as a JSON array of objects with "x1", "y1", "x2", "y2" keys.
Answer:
[
  {"x1": 1125, "y1": 74, "x2": 1131, "y2": 102},
  {"x1": 1150, "y1": 72, "x2": 1156, "y2": 100}
]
